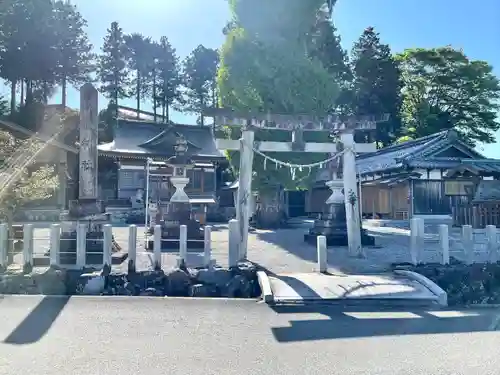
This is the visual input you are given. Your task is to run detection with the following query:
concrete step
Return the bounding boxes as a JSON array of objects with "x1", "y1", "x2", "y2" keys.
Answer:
[{"x1": 257, "y1": 272, "x2": 447, "y2": 307}]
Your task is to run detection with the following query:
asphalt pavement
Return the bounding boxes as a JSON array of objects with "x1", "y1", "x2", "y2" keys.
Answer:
[{"x1": 0, "y1": 297, "x2": 500, "y2": 374}]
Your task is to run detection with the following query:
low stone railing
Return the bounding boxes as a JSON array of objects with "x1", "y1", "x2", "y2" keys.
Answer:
[
  {"x1": 409, "y1": 218, "x2": 500, "y2": 265},
  {"x1": 0, "y1": 219, "x2": 243, "y2": 272}
]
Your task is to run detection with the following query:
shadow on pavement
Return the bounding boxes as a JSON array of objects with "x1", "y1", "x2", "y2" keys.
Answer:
[
  {"x1": 269, "y1": 304, "x2": 500, "y2": 342},
  {"x1": 3, "y1": 296, "x2": 70, "y2": 345}
]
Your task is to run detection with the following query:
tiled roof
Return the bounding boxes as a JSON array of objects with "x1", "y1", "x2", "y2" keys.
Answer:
[
  {"x1": 97, "y1": 119, "x2": 225, "y2": 160},
  {"x1": 409, "y1": 158, "x2": 500, "y2": 173},
  {"x1": 355, "y1": 130, "x2": 485, "y2": 175}
]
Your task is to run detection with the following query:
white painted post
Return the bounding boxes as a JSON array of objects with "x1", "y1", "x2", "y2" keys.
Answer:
[
  {"x1": 228, "y1": 219, "x2": 240, "y2": 267},
  {"x1": 417, "y1": 218, "x2": 425, "y2": 254},
  {"x1": 22, "y1": 224, "x2": 33, "y2": 270},
  {"x1": 317, "y1": 235, "x2": 327, "y2": 273},
  {"x1": 486, "y1": 225, "x2": 497, "y2": 263},
  {"x1": 153, "y1": 224, "x2": 162, "y2": 270},
  {"x1": 0, "y1": 223, "x2": 7, "y2": 269},
  {"x1": 76, "y1": 223, "x2": 87, "y2": 267},
  {"x1": 179, "y1": 224, "x2": 187, "y2": 263},
  {"x1": 462, "y1": 225, "x2": 474, "y2": 265},
  {"x1": 49, "y1": 224, "x2": 61, "y2": 267},
  {"x1": 439, "y1": 224, "x2": 450, "y2": 265},
  {"x1": 340, "y1": 130, "x2": 363, "y2": 257},
  {"x1": 102, "y1": 224, "x2": 112, "y2": 267},
  {"x1": 128, "y1": 225, "x2": 137, "y2": 272},
  {"x1": 204, "y1": 225, "x2": 212, "y2": 268},
  {"x1": 236, "y1": 129, "x2": 255, "y2": 260},
  {"x1": 410, "y1": 218, "x2": 421, "y2": 265}
]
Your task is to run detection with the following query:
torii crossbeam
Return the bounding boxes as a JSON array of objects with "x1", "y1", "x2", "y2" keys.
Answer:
[{"x1": 205, "y1": 108, "x2": 389, "y2": 258}]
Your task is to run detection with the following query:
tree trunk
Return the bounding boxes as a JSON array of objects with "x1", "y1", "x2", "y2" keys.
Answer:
[
  {"x1": 254, "y1": 188, "x2": 286, "y2": 229},
  {"x1": 25, "y1": 80, "x2": 33, "y2": 105},
  {"x1": 153, "y1": 74, "x2": 157, "y2": 122},
  {"x1": 165, "y1": 104, "x2": 169, "y2": 123},
  {"x1": 62, "y1": 77, "x2": 67, "y2": 107},
  {"x1": 20, "y1": 81, "x2": 24, "y2": 107},
  {"x1": 136, "y1": 70, "x2": 141, "y2": 119},
  {"x1": 199, "y1": 95, "x2": 205, "y2": 126},
  {"x1": 10, "y1": 80, "x2": 16, "y2": 114},
  {"x1": 114, "y1": 89, "x2": 119, "y2": 118}
]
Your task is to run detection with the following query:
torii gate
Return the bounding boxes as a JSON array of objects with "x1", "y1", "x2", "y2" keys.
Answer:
[{"x1": 204, "y1": 108, "x2": 388, "y2": 258}]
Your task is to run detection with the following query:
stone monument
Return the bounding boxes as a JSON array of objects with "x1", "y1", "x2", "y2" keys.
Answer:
[
  {"x1": 146, "y1": 135, "x2": 205, "y2": 250},
  {"x1": 304, "y1": 173, "x2": 374, "y2": 247},
  {"x1": 59, "y1": 83, "x2": 120, "y2": 265},
  {"x1": 304, "y1": 128, "x2": 375, "y2": 249}
]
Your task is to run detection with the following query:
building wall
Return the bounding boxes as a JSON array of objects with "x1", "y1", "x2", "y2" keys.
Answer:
[{"x1": 115, "y1": 164, "x2": 217, "y2": 201}]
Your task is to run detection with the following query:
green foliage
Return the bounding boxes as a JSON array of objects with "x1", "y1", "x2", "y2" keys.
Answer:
[
  {"x1": 0, "y1": 95, "x2": 8, "y2": 116},
  {"x1": 306, "y1": 15, "x2": 352, "y2": 114},
  {"x1": 52, "y1": 0, "x2": 94, "y2": 106},
  {"x1": 0, "y1": 0, "x2": 93, "y2": 111},
  {"x1": 218, "y1": 0, "x2": 339, "y2": 190},
  {"x1": 350, "y1": 27, "x2": 403, "y2": 147},
  {"x1": 98, "y1": 103, "x2": 116, "y2": 143},
  {"x1": 154, "y1": 37, "x2": 183, "y2": 122},
  {"x1": 0, "y1": 130, "x2": 58, "y2": 220},
  {"x1": 97, "y1": 22, "x2": 129, "y2": 108},
  {"x1": 0, "y1": 0, "x2": 59, "y2": 108},
  {"x1": 182, "y1": 45, "x2": 219, "y2": 125},
  {"x1": 124, "y1": 33, "x2": 153, "y2": 116},
  {"x1": 397, "y1": 47, "x2": 500, "y2": 146}
]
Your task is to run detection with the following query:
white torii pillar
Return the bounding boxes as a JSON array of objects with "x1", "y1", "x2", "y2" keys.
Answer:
[
  {"x1": 340, "y1": 130, "x2": 363, "y2": 257},
  {"x1": 235, "y1": 129, "x2": 255, "y2": 260}
]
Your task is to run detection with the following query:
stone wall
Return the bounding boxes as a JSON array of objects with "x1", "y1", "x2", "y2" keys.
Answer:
[{"x1": 0, "y1": 262, "x2": 261, "y2": 299}]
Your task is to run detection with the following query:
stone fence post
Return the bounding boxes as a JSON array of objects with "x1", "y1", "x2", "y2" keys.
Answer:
[
  {"x1": 103, "y1": 224, "x2": 112, "y2": 268},
  {"x1": 462, "y1": 225, "x2": 473, "y2": 265},
  {"x1": 204, "y1": 225, "x2": 212, "y2": 268},
  {"x1": 50, "y1": 224, "x2": 61, "y2": 267},
  {"x1": 128, "y1": 224, "x2": 137, "y2": 273},
  {"x1": 410, "y1": 218, "x2": 423, "y2": 265},
  {"x1": 179, "y1": 224, "x2": 187, "y2": 264},
  {"x1": 317, "y1": 235, "x2": 327, "y2": 273},
  {"x1": 153, "y1": 225, "x2": 162, "y2": 270},
  {"x1": 228, "y1": 219, "x2": 239, "y2": 268},
  {"x1": 486, "y1": 225, "x2": 498, "y2": 263},
  {"x1": 438, "y1": 224, "x2": 449, "y2": 265},
  {"x1": 76, "y1": 223, "x2": 86, "y2": 268},
  {"x1": 22, "y1": 224, "x2": 33, "y2": 273},
  {"x1": 0, "y1": 223, "x2": 7, "y2": 270}
]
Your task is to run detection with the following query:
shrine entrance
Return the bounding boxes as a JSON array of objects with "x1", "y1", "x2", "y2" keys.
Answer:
[
  {"x1": 204, "y1": 108, "x2": 389, "y2": 258},
  {"x1": 286, "y1": 191, "x2": 307, "y2": 218}
]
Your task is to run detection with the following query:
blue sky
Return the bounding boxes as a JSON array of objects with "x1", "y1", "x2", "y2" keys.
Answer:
[{"x1": 2, "y1": 0, "x2": 499, "y2": 155}]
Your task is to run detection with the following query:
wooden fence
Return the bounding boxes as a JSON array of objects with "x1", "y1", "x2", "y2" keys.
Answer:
[{"x1": 452, "y1": 204, "x2": 500, "y2": 228}]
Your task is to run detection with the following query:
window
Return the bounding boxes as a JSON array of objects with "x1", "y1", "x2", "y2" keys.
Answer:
[
  {"x1": 203, "y1": 171, "x2": 215, "y2": 192},
  {"x1": 187, "y1": 169, "x2": 202, "y2": 190},
  {"x1": 444, "y1": 180, "x2": 474, "y2": 195}
]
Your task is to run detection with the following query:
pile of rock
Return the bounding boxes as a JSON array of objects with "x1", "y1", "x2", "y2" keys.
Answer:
[
  {"x1": 0, "y1": 267, "x2": 67, "y2": 295},
  {"x1": 0, "y1": 262, "x2": 261, "y2": 299},
  {"x1": 393, "y1": 258, "x2": 500, "y2": 306}
]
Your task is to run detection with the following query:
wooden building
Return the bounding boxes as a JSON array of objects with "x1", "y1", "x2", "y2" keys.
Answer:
[
  {"x1": 96, "y1": 118, "x2": 227, "y2": 223},
  {"x1": 310, "y1": 130, "x2": 500, "y2": 224}
]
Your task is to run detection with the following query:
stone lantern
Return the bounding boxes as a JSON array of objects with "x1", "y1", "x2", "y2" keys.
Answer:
[
  {"x1": 169, "y1": 135, "x2": 192, "y2": 204},
  {"x1": 148, "y1": 134, "x2": 205, "y2": 250}
]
